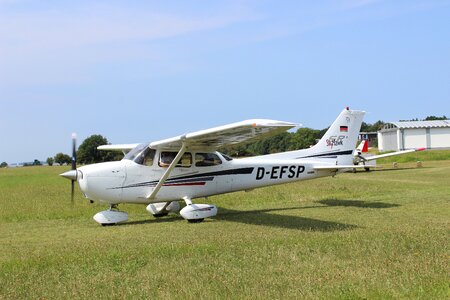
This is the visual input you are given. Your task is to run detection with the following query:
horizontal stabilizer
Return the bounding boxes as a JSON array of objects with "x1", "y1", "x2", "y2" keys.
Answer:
[
  {"x1": 363, "y1": 147, "x2": 425, "y2": 161},
  {"x1": 314, "y1": 165, "x2": 379, "y2": 170}
]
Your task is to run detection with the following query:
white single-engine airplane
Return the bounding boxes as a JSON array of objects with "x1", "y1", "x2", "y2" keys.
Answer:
[{"x1": 60, "y1": 108, "x2": 422, "y2": 225}]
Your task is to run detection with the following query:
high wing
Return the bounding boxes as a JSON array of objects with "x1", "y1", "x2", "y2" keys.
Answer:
[
  {"x1": 97, "y1": 144, "x2": 140, "y2": 154},
  {"x1": 144, "y1": 119, "x2": 297, "y2": 200},
  {"x1": 149, "y1": 119, "x2": 299, "y2": 150},
  {"x1": 361, "y1": 147, "x2": 426, "y2": 161}
]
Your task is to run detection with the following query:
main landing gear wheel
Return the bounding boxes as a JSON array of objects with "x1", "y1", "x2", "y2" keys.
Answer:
[
  {"x1": 153, "y1": 212, "x2": 169, "y2": 218},
  {"x1": 187, "y1": 218, "x2": 204, "y2": 223},
  {"x1": 146, "y1": 202, "x2": 180, "y2": 218},
  {"x1": 180, "y1": 197, "x2": 217, "y2": 223}
]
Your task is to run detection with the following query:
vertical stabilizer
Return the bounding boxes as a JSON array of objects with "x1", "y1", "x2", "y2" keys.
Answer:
[{"x1": 310, "y1": 108, "x2": 365, "y2": 165}]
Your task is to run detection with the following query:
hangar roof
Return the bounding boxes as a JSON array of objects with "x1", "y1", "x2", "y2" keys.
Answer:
[{"x1": 384, "y1": 120, "x2": 450, "y2": 130}]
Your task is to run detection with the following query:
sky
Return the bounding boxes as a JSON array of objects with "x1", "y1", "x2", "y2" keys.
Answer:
[{"x1": 1, "y1": 0, "x2": 449, "y2": 163}]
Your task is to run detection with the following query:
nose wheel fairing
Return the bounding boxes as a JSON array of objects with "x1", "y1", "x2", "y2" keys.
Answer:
[{"x1": 93, "y1": 205, "x2": 129, "y2": 225}]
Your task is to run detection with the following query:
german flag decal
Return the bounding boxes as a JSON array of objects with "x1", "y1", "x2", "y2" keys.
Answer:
[{"x1": 340, "y1": 126, "x2": 348, "y2": 132}]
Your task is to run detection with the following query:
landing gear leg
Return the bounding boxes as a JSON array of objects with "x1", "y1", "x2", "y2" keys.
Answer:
[{"x1": 183, "y1": 196, "x2": 193, "y2": 206}]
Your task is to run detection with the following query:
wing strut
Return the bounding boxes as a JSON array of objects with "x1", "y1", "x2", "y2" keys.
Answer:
[{"x1": 146, "y1": 141, "x2": 187, "y2": 200}]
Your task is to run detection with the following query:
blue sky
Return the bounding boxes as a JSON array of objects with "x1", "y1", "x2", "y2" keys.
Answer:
[{"x1": 1, "y1": 0, "x2": 449, "y2": 163}]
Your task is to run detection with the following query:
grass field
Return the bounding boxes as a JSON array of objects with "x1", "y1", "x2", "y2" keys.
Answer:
[{"x1": 0, "y1": 156, "x2": 449, "y2": 299}]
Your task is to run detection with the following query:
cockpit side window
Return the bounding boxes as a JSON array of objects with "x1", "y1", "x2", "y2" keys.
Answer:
[
  {"x1": 132, "y1": 147, "x2": 156, "y2": 166},
  {"x1": 159, "y1": 151, "x2": 192, "y2": 168},
  {"x1": 143, "y1": 149, "x2": 156, "y2": 166},
  {"x1": 195, "y1": 153, "x2": 222, "y2": 167}
]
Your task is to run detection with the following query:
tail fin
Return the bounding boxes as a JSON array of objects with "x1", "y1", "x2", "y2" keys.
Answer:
[{"x1": 310, "y1": 108, "x2": 365, "y2": 165}]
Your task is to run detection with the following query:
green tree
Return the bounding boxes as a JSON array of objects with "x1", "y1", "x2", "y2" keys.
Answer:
[
  {"x1": 369, "y1": 121, "x2": 385, "y2": 132},
  {"x1": 0, "y1": 162, "x2": 7, "y2": 168},
  {"x1": 33, "y1": 159, "x2": 42, "y2": 166},
  {"x1": 360, "y1": 122, "x2": 371, "y2": 132},
  {"x1": 77, "y1": 135, "x2": 118, "y2": 164},
  {"x1": 290, "y1": 128, "x2": 322, "y2": 150},
  {"x1": 54, "y1": 153, "x2": 72, "y2": 165},
  {"x1": 222, "y1": 144, "x2": 255, "y2": 157},
  {"x1": 46, "y1": 157, "x2": 54, "y2": 166}
]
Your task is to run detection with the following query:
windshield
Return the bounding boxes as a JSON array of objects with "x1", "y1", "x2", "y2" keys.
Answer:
[
  {"x1": 123, "y1": 143, "x2": 148, "y2": 161},
  {"x1": 218, "y1": 152, "x2": 233, "y2": 161}
]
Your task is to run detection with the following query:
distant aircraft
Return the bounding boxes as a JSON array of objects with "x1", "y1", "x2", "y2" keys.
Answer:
[{"x1": 60, "y1": 108, "x2": 422, "y2": 225}]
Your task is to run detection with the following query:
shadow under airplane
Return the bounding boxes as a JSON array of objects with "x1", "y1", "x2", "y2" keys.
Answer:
[
  {"x1": 120, "y1": 199, "x2": 397, "y2": 229},
  {"x1": 316, "y1": 199, "x2": 400, "y2": 209},
  {"x1": 213, "y1": 206, "x2": 357, "y2": 232}
]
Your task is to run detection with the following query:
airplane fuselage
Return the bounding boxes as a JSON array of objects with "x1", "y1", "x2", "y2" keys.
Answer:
[{"x1": 76, "y1": 153, "x2": 336, "y2": 205}]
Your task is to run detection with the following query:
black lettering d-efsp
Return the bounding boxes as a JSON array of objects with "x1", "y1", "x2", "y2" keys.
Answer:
[{"x1": 256, "y1": 167, "x2": 265, "y2": 180}]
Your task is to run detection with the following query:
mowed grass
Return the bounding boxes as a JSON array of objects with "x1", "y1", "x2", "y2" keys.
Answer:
[
  {"x1": 373, "y1": 148, "x2": 450, "y2": 164},
  {"x1": 0, "y1": 158, "x2": 449, "y2": 299}
]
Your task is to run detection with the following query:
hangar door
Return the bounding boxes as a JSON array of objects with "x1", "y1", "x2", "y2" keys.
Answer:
[
  {"x1": 403, "y1": 129, "x2": 427, "y2": 149},
  {"x1": 380, "y1": 130, "x2": 398, "y2": 151},
  {"x1": 430, "y1": 128, "x2": 450, "y2": 148}
]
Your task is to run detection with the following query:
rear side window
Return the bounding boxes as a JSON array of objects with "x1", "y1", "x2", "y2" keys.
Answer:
[{"x1": 195, "y1": 153, "x2": 222, "y2": 167}]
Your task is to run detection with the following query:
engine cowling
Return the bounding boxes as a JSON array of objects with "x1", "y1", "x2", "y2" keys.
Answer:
[{"x1": 180, "y1": 204, "x2": 217, "y2": 221}]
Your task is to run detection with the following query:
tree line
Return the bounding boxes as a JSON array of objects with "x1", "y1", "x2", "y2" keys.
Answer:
[{"x1": 0, "y1": 135, "x2": 122, "y2": 168}]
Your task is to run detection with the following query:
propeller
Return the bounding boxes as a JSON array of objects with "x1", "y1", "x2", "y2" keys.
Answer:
[
  {"x1": 71, "y1": 133, "x2": 77, "y2": 203},
  {"x1": 60, "y1": 133, "x2": 78, "y2": 204}
]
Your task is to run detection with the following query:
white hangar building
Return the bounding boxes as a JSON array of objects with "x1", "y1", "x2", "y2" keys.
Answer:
[{"x1": 378, "y1": 120, "x2": 450, "y2": 151}]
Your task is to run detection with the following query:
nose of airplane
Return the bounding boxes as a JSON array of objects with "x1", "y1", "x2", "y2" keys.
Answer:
[{"x1": 64, "y1": 161, "x2": 126, "y2": 203}]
